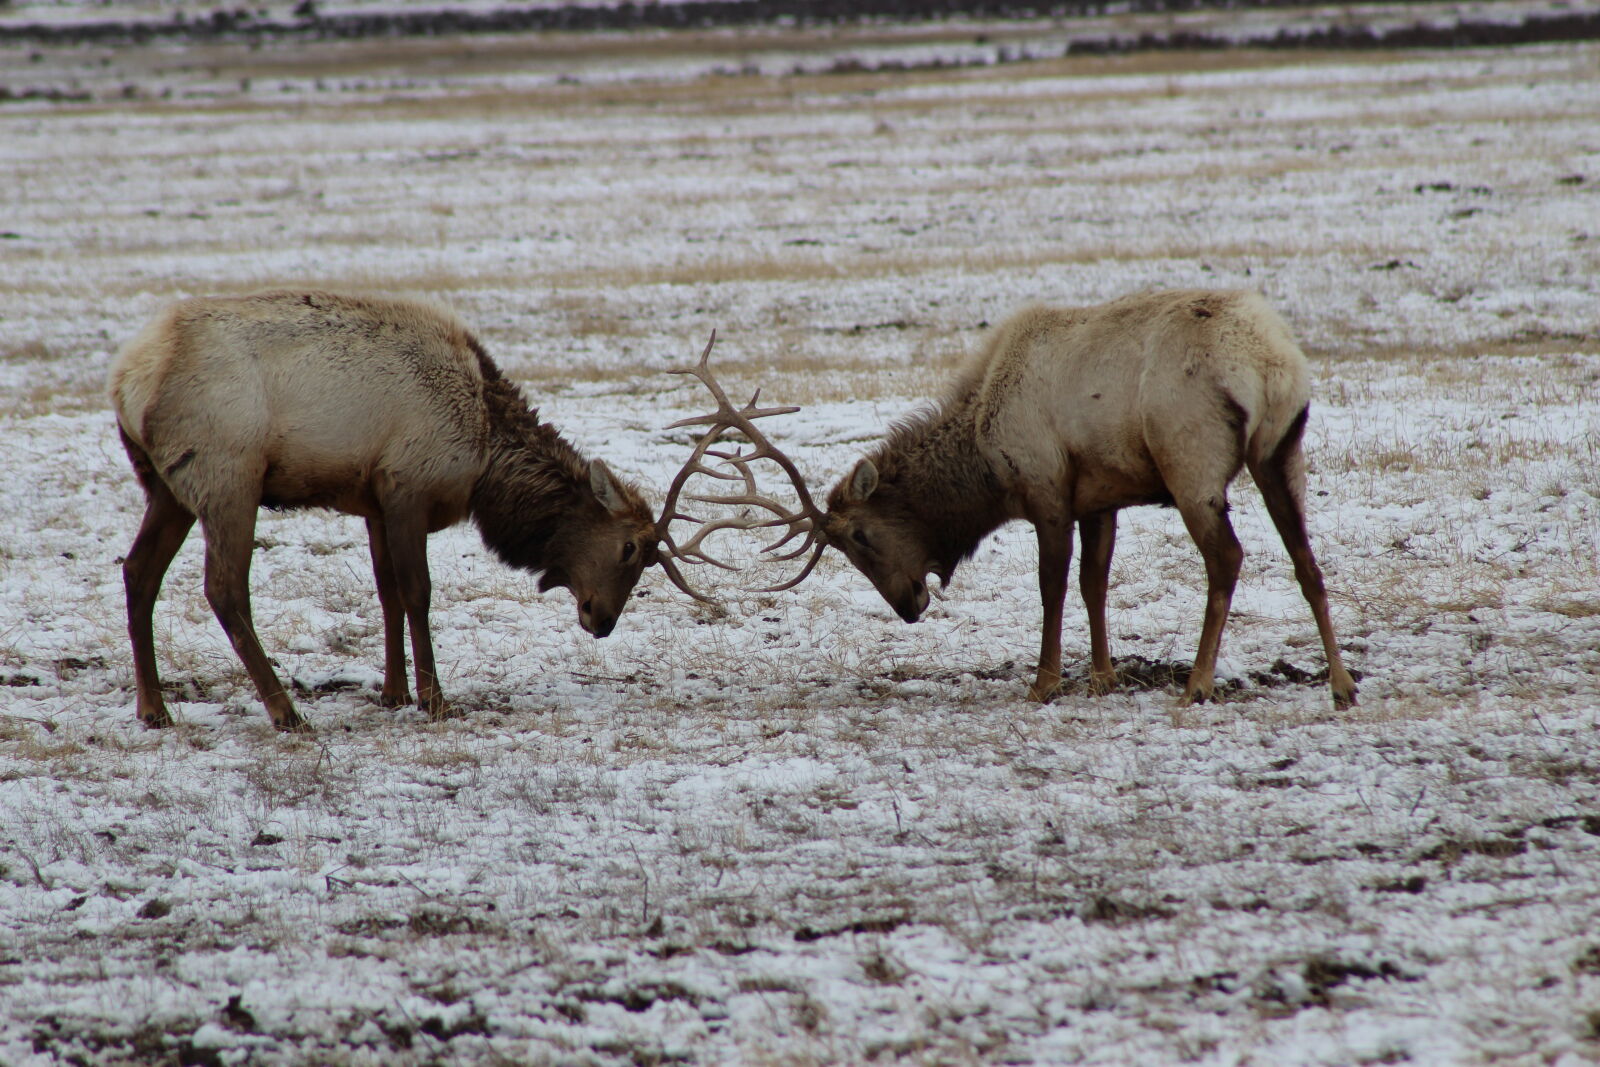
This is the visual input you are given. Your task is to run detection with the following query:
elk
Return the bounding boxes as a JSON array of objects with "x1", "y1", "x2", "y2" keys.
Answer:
[
  {"x1": 109, "y1": 289, "x2": 712, "y2": 731},
  {"x1": 691, "y1": 289, "x2": 1358, "y2": 709}
]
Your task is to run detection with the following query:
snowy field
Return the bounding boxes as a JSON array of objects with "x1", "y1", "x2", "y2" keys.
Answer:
[{"x1": 3, "y1": 14, "x2": 1600, "y2": 1066}]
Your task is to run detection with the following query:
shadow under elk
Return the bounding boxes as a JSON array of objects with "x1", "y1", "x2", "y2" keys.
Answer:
[{"x1": 110, "y1": 289, "x2": 710, "y2": 731}]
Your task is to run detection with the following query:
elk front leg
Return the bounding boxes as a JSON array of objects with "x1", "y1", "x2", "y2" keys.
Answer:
[
  {"x1": 1077, "y1": 512, "x2": 1118, "y2": 694},
  {"x1": 123, "y1": 481, "x2": 196, "y2": 728},
  {"x1": 1028, "y1": 517, "x2": 1074, "y2": 702},
  {"x1": 365, "y1": 516, "x2": 411, "y2": 708},
  {"x1": 381, "y1": 510, "x2": 453, "y2": 719},
  {"x1": 1175, "y1": 495, "x2": 1243, "y2": 706},
  {"x1": 200, "y1": 508, "x2": 307, "y2": 732}
]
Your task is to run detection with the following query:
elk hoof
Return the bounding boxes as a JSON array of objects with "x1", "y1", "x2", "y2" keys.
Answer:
[
  {"x1": 1333, "y1": 686, "x2": 1358, "y2": 711},
  {"x1": 1088, "y1": 671, "x2": 1118, "y2": 696},
  {"x1": 1026, "y1": 680, "x2": 1060, "y2": 703},
  {"x1": 271, "y1": 708, "x2": 312, "y2": 734},
  {"x1": 137, "y1": 704, "x2": 174, "y2": 729},
  {"x1": 379, "y1": 690, "x2": 413, "y2": 709}
]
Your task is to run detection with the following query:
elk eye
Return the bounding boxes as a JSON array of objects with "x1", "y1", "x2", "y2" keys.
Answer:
[
  {"x1": 621, "y1": 541, "x2": 636, "y2": 562},
  {"x1": 852, "y1": 530, "x2": 870, "y2": 549}
]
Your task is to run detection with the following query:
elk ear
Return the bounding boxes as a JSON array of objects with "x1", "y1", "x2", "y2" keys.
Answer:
[
  {"x1": 589, "y1": 460, "x2": 629, "y2": 515},
  {"x1": 843, "y1": 459, "x2": 879, "y2": 503}
]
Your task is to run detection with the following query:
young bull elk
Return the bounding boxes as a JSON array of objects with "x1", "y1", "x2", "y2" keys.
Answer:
[
  {"x1": 689, "y1": 289, "x2": 1358, "y2": 709},
  {"x1": 110, "y1": 289, "x2": 711, "y2": 731}
]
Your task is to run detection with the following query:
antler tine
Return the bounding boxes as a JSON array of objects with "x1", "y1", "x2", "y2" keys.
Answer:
[
  {"x1": 695, "y1": 447, "x2": 795, "y2": 514},
  {"x1": 664, "y1": 401, "x2": 800, "y2": 433},
  {"x1": 759, "y1": 521, "x2": 818, "y2": 561},
  {"x1": 754, "y1": 542, "x2": 828, "y2": 593},
  {"x1": 664, "y1": 330, "x2": 734, "y2": 415},
  {"x1": 690, "y1": 447, "x2": 818, "y2": 558},
  {"x1": 669, "y1": 467, "x2": 766, "y2": 568},
  {"x1": 725, "y1": 417, "x2": 823, "y2": 520},
  {"x1": 692, "y1": 404, "x2": 825, "y2": 535},
  {"x1": 656, "y1": 330, "x2": 830, "y2": 599},
  {"x1": 656, "y1": 554, "x2": 716, "y2": 605}
]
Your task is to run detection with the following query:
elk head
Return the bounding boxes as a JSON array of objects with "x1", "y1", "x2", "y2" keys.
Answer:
[
  {"x1": 548, "y1": 458, "x2": 660, "y2": 638},
  {"x1": 819, "y1": 458, "x2": 937, "y2": 623}
]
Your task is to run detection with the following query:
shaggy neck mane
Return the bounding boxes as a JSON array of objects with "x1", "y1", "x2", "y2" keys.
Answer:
[
  {"x1": 869, "y1": 378, "x2": 1008, "y2": 582},
  {"x1": 467, "y1": 342, "x2": 592, "y2": 573}
]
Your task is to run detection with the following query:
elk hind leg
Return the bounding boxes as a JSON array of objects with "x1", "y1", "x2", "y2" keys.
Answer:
[
  {"x1": 1248, "y1": 423, "x2": 1358, "y2": 709},
  {"x1": 365, "y1": 516, "x2": 411, "y2": 708},
  {"x1": 1174, "y1": 492, "x2": 1243, "y2": 706},
  {"x1": 1078, "y1": 512, "x2": 1118, "y2": 694},
  {"x1": 1152, "y1": 395, "x2": 1248, "y2": 706},
  {"x1": 199, "y1": 498, "x2": 306, "y2": 732},
  {"x1": 122, "y1": 471, "x2": 196, "y2": 728}
]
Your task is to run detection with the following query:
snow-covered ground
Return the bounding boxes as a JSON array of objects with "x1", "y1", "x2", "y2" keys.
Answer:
[{"x1": 2, "y1": 19, "x2": 1599, "y2": 1066}]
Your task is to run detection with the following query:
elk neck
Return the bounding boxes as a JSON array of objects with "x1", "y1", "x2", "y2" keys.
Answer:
[
  {"x1": 467, "y1": 347, "x2": 595, "y2": 575},
  {"x1": 874, "y1": 392, "x2": 1011, "y2": 581}
]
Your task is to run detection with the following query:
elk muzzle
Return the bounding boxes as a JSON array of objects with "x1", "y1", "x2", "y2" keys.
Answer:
[
  {"x1": 886, "y1": 574, "x2": 930, "y2": 623},
  {"x1": 578, "y1": 596, "x2": 618, "y2": 638}
]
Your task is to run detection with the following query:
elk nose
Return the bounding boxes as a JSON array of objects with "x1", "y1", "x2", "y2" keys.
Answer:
[
  {"x1": 907, "y1": 578, "x2": 931, "y2": 621},
  {"x1": 580, "y1": 600, "x2": 617, "y2": 639},
  {"x1": 895, "y1": 579, "x2": 929, "y2": 623}
]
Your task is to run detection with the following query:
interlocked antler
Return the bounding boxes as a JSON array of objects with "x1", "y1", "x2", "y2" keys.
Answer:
[{"x1": 655, "y1": 331, "x2": 828, "y2": 601}]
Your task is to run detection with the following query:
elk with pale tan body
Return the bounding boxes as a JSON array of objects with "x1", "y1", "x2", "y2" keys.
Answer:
[
  {"x1": 111, "y1": 289, "x2": 712, "y2": 731},
  {"x1": 690, "y1": 289, "x2": 1358, "y2": 709}
]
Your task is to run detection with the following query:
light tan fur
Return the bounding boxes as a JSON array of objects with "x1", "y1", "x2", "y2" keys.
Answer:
[
  {"x1": 110, "y1": 289, "x2": 659, "y2": 731},
  {"x1": 824, "y1": 288, "x2": 1357, "y2": 709}
]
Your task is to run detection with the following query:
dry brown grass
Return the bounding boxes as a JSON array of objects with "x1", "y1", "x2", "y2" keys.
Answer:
[
  {"x1": 0, "y1": 339, "x2": 56, "y2": 364},
  {"x1": 1317, "y1": 337, "x2": 1600, "y2": 365}
]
